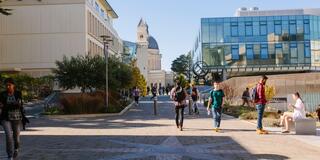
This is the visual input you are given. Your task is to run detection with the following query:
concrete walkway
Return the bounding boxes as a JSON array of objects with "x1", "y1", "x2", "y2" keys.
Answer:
[{"x1": 0, "y1": 97, "x2": 319, "y2": 160}]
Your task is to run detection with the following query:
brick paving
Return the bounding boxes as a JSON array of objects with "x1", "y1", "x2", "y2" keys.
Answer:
[{"x1": 0, "y1": 96, "x2": 319, "y2": 160}]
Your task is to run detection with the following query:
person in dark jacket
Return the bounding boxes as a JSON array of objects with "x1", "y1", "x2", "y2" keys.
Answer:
[{"x1": 0, "y1": 78, "x2": 28, "y2": 160}]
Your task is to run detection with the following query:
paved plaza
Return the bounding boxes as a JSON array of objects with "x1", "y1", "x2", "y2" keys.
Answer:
[{"x1": 0, "y1": 96, "x2": 320, "y2": 160}]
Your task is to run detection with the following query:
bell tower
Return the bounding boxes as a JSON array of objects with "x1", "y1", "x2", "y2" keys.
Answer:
[{"x1": 137, "y1": 18, "x2": 149, "y2": 46}]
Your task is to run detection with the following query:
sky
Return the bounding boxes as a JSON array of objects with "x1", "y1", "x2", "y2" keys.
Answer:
[{"x1": 108, "y1": 0, "x2": 320, "y2": 71}]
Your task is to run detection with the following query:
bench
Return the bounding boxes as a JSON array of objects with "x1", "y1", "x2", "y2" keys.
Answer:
[{"x1": 287, "y1": 118, "x2": 317, "y2": 135}]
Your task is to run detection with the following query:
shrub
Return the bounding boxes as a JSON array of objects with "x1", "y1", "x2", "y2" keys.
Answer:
[
  {"x1": 43, "y1": 104, "x2": 63, "y2": 115},
  {"x1": 59, "y1": 90, "x2": 131, "y2": 114},
  {"x1": 222, "y1": 105, "x2": 255, "y2": 118},
  {"x1": 239, "y1": 111, "x2": 257, "y2": 120},
  {"x1": 60, "y1": 93, "x2": 105, "y2": 114},
  {"x1": 239, "y1": 111, "x2": 280, "y2": 120}
]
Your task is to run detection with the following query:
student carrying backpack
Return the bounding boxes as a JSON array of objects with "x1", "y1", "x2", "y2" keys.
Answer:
[{"x1": 170, "y1": 80, "x2": 187, "y2": 131}]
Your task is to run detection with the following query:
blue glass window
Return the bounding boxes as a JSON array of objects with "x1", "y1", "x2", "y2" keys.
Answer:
[
  {"x1": 289, "y1": 20, "x2": 296, "y2": 34},
  {"x1": 290, "y1": 43, "x2": 298, "y2": 58},
  {"x1": 253, "y1": 22, "x2": 259, "y2": 36},
  {"x1": 95, "y1": 2, "x2": 99, "y2": 12},
  {"x1": 202, "y1": 22, "x2": 209, "y2": 43},
  {"x1": 304, "y1": 19, "x2": 310, "y2": 34},
  {"x1": 100, "y1": 9, "x2": 105, "y2": 18},
  {"x1": 239, "y1": 22, "x2": 245, "y2": 36},
  {"x1": 224, "y1": 23, "x2": 231, "y2": 36},
  {"x1": 246, "y1": 44, "x2": 254, "y2": 59},
  {"x1": 276, "y1": 43, "x2": 282, "y2": 48},
  {"x1": 245, "y1": 22, "x2": 253, "y2": 36},
  {"x1": 275, "y1": 21, "x2": 282, "y2": 35},
  {"x1": 260, "y1": 44, "x2": 268, "y2": 59},
  {"x1": 260, "y1": 21, "x2": 267, "y2": 36},
  {"x1": 267, "y1": 21, "x2": 274, "y2": 34},
  {"x1": 305, "y1": 42, "x2": 311, "y2": 58},
  {"x1": 231, "y1": 22, "x2": 238, "y2": 37},
  {"x1": 232, "y1": 45, "x2": 239, "y2": 60}
]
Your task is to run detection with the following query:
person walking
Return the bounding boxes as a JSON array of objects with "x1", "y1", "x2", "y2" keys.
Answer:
[
  {"x1": 132, "y1": 86, "x2": 140, "y2": 105},
  {"x1": 170, "y1": 80, "x2": 187, "y2": 131},
  {"x1": 242, "y1": 88, "x2": 251, "y2": 107},
  {"x1": 280, "y1": 92, "x2": 306, "y2": 133},
  {"x1": 0, "y1": 78, "x2": 27, "y2": 160},
  {"x1": 165, "y1": 84, "x2": 170, "y2": 95},
  {"x1": 207, "y1": 81, "x2": 225, "y2": 132},
  {"x1": 191, "y1": 84, "x2": 200, "y2": 115},
  {"x1": 150, "y1": 84, "x2": 157, "y2": 100},
  {"x1": 254, "y1": 75, "x2": 269, "y2": 134}
]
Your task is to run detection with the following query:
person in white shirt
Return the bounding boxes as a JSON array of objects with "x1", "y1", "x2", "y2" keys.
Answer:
[{"x1": 280, "y1": 92, "x2": 306, "y2": 133}]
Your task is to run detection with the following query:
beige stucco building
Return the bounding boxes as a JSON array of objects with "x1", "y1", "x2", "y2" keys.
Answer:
[
  {"x1": 135, "y1": 19, "x2": 174, "y2": 87},
  {"x1": 0, "y1": 0, "x2": 122, "y2": 76}
]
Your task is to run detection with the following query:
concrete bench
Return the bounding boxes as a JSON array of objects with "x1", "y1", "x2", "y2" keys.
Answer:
[
  {"x1": 286, "y1": 118, "x2": 317, "y2": 135},
  {"x1": 295, "y1": 118, "x2": 317, "y2": 135}
]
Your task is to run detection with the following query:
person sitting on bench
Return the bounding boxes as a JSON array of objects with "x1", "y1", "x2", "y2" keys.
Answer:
[{"x1": 280, "y1": 92, "x2": 306, "y2": 133}]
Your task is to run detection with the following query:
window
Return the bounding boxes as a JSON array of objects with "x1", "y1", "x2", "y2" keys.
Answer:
[
  {"x1": 260, "y1": 21, "x2": 267, "y2": 36},
  {"x1": 253, "y1": 22, "x2": 259, "y2": 36},
  {"x1": 224, "y1": 23, "x2": 231, "y2": 36},
  {"x1": 304, "y1": 19, "x2": 310, "y2": 34},
  {"x1": 100, "y1": 9, "x2": 105, "y2": 18},
  {"x1": 246, "y1": 44, "x2": 254, "y2": 59},
  {"x1": 245, "y1": 22, "x2": 253, "y2": 36},
  {"x1": 95, "y1": 2, "x2": 99, "y2": 12},
  {"x1": 289, "y1": 20, "x2": 296, "y2": 34},
  {"x1": 305, "y1": 42, "x2": 311, "y2": 58},
  {"x1": 231, "y1": 22, "x2": 238, "y2": 37},
  {"x1": 290, "y1": 43, "x2": 298, "y2": 58},
  {"x1": 239, "y1": 22, "x2": 245, "y2": 36},
  {"x1": 202, "y1": 22, "x2": 209, "y2": 43},
  {"x1": 275, "y1": 21, "x2": 282, "y2": 35},
  {"x1": 260, "y1": 44, "x2": 268, "y2": 59},
  {"x1": 232, "y1": 45, "x2": 239, "y2": 60}
]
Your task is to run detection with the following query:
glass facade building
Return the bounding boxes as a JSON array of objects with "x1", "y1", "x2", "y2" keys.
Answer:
[
  {"x1": 193, "y1": 10, "x2": 320, "y2": 70},
  {"x1": 123, "y1": 41, "x2": 137, "y2": 64}
]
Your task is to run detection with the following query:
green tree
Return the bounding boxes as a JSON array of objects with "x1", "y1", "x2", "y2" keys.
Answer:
[
  {"x1": 53, "y1": 55, "x2": 106, "y2": 92},
  {"x1": 171, "y1": 53, "x2": 192, "y2": 80}
]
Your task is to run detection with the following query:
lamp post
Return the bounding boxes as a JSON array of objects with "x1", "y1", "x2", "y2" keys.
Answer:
[{"x1": 100, "y1": 35, "x2": 113, "y2": 112}]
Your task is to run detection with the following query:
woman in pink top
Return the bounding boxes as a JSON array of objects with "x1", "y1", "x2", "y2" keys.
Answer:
[{"x1": 280, "y1": 92, "x2": 306, "y2": 133}]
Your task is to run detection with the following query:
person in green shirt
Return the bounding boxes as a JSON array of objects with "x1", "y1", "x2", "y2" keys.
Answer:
[{"x1": 207, "y1": 81, "x2": 225, "y2": 132}]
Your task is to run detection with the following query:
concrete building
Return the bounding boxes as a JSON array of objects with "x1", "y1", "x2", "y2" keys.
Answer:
[
  {"x1": 135, "y1": 19, "x2": 174, "y2": 87},
  {"x1": 0, "y1": 0, "x2": 123, "y2": 76}
]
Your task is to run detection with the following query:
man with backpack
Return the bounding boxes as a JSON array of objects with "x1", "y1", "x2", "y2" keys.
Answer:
[
  {"x1": 207, "y1": 81, "x2": 225, "y2": 132},
  {"x1": 253, "y1": 75, "x2": 269, "y2": 134},
  {"x1": 191, "y1": 84, "x2": 200, "y2": 115},
  {"x1": 170, "y1": 80, "x2": 187, "y2": 131}
]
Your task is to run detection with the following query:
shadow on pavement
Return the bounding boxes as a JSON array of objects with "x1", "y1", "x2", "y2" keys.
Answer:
[{"x1": 0, "y1": 135, "x2": 290, "y2": 160}]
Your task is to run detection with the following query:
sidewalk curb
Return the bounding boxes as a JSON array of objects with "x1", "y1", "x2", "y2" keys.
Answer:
[{"x1": 42, "y1": 101, "x2": 135, "y2": 119}]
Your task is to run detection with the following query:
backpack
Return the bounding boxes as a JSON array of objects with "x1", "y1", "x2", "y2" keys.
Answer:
[
  {"x1": 191, "y1": 88, "x2": 198, "y2": 101},
  {"x1": 251, "y1": 85, "x2": 259, "y2": 102},
  {"x1": 174, "y1": 86, "x2": 186, "y2": 102}
]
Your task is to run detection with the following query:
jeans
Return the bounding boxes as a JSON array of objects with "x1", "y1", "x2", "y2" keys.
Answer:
[
  {"x1": 1, "y1": 120, "x2": 21, "y2": 158},
  {"x1": 212, "y1": 107, "x2": 222, "y2": 128},
  {"x1": 256, "y1": 104, "x2": 265, "y2": 129},
  {"x1": 192, "y1": 100, "x2": 198, "y2": 113},
  {"x1": 175, "y1": 106, "x2": 184, "y2": 127}
]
